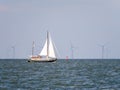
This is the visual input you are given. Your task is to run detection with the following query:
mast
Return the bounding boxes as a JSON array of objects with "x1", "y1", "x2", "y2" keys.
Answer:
[
  {"x1": 39, "y1": 31, "x2": 57, "y2": 58},
  {"x1": 32, "y1": 41, "x2": 35, "y2": 56},
  {"x1": 47, "y1": 31, "x2": 49, "y2": 58}
]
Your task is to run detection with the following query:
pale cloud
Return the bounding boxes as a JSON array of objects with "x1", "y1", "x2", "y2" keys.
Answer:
[
  {"x1": 0, "y1": 3, "x2": 39, "y2": 13},
  {"x1": 111, "y1": 0, "x2": 120, "y2": 9},
  {"x1": 0, "y1": 5, "x2": 8, "y2": 12}
]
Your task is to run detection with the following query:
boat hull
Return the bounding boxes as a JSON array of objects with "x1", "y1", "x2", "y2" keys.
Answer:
[{"x1": 28, "y1": 58, "x2": 57, "y2": 62}]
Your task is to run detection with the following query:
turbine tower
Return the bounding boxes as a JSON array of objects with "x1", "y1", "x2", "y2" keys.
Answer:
[
  {"x1": 12, "y1": 46, "x2": 15, "y2": 59},
  {"x1": 71, "y1": 44, "x2": 74, "y2": 59},
  {"x1": 99, "y1": 44, "x2": 105, "y2": 59}
]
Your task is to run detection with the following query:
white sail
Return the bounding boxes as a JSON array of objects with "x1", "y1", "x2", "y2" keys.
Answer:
[
  {"x1": 49, "y1": 35, "x2": 56, "y2": 58},
  {"x1": 39, "y1": 39, "x2": 47, "y2": 56},
  {"x1": 39, "y1": 32, "x2": 56, "y2": 58}
]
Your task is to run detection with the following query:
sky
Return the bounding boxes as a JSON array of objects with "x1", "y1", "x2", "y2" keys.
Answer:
[{"x1": 0, "y1": 0, "x2": 120, "y2": 59}]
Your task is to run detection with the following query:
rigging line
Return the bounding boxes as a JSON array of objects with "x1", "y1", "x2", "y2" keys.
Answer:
[
  {"x1": 53, "y1": 41, "x2": 61, "y2": 58},
  {"x1": 51, "y1": 36, "x2": 61, "y2": 58},
  {"x1": 49, "y1": 32, "x2": 60, "y2": 58}
]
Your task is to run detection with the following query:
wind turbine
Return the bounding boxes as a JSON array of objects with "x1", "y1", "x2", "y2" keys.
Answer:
[
  {"x1": 12, "y1": 46, "x2": 15, "y2": 59},
  {"x1": 98, "y1": 44, "x2": 107, "y2": 59},
  {"x1": 101, "y1": 45, "x2": 105, "y2": 59},
  {"x1": 70, "y1": 43, "x2": 74, "y2": 59},
  {"x1": 70, "y1": 42, "x2": 79, "y2": 59}
]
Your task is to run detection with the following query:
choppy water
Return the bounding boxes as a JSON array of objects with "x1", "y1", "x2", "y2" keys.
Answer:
[{"x1": 0, "y1": 59, "x2": 120, "y2": 90}]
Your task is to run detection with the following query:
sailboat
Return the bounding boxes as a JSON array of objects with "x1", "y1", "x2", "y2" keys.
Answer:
[{"x1": 28, "y1": 31, "x2": 57, "y2": 62}]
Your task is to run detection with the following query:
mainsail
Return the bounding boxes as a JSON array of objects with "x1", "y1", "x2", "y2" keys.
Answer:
[{"x1": 39, "y1": 32, "x2": 56, "y2": 58}]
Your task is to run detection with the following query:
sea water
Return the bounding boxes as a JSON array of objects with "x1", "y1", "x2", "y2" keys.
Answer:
[{"x1": 0, "y1": 59, "x2": 120, "y2": 90}]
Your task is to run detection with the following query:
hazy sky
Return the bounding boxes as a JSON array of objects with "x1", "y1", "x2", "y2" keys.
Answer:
[{"x1": 0, "y1": 0, "x2": 120, "y2": 59}]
